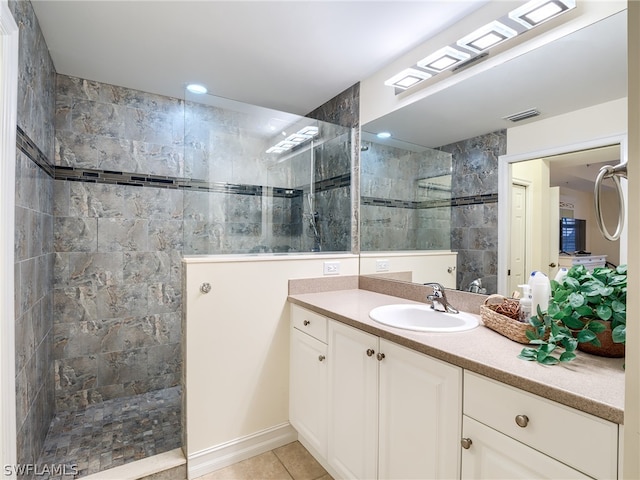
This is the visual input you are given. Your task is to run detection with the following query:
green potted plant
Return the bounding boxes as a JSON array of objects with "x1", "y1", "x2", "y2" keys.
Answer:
[{"x1": 519, "y1": 264, "x2": 626, "y2": 365}]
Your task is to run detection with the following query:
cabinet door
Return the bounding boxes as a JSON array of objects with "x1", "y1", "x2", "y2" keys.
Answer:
[
  {"x1": 378, "y1": 339, "x2": 462, "y2": 480},
  {"x1": 290, "y1": 327, "x2": 328, "y2": 457},
  {"x1": 327, "y1": 321, "x2": 379, "y2": 480},
  {"x1": 461, "y1": 416, "x2": 591, "y2": 479}
]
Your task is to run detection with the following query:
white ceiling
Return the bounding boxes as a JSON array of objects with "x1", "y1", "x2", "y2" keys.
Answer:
[{"x1": 30, "y1": 0, "x2": 490, "y2": 115}]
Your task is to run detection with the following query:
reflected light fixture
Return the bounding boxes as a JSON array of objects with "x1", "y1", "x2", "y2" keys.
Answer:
[
  {"x1": 457, "y1": 21, "x2": 517, "y2": 53},
  {"x1": 266, "y1": 125, "x2": 319, "y2": 154},
  {"x1": 186, "y1": 83, "x2": 207, "y2": 94},
  {"x1": 376, "y1": 132, "x2": 392, "y2": 139},
  {"x1": 509, "y1": 0, "x2": 576, "y2": 29},
  {"x1": 384, "y1": 68, "x2": 432, "y2": 90},
  {"x1": 417, "y1": 46, "x2": 470, "y2": 72}
]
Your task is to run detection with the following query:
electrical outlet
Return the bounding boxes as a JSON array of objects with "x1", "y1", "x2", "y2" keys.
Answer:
[
  {"x1": 323, "y1": 261, "x2": 340, "y2": 275},
  {"x1": 375, "y1": 259, "x2": 390, "y2": 272}
]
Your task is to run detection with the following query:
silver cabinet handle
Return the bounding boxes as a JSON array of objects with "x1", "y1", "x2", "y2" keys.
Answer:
[
  {"x1": 461, "y1": 438, "x2": 473, "y2": 449},
  {"x1": 377, "y1": 352, "x2": 385, "y2": 361},
  {"x1": 366, "y1": 349, "x2": 375, "y2": 357},
  {"x1": 200, "y1": 282, "x2": 212, "y2": 294},
  {"x1": 318, "y1": 355, "x2": 326, "y2": 362},
  {"x1": 515, "y1": 414, "x2": 529, "y2": 428}
]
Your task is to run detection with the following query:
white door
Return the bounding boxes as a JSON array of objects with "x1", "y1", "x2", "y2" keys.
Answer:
[
  {"x1": 327, "y1": 321, "x2": 378, "y2": 480},
  {"x1": 461, "y1": 416, "x2": 590, "y2": 479},
  {"x1": 289, "y1": 327, "x2": 328, "y2": 457},
  {"x1": 378, "y1": 340, "x2": 462, "y2": 480},
  {"x1": 509, "y1": 183, "x2": 527, "y2": 294}
]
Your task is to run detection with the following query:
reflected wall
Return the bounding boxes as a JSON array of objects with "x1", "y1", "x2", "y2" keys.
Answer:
[
  {"x1": 360, "y1": 138, "x2": 453, "y2": 251},
  {"x1": 182, "y1": 93, "x2": 352, "y2": 254}
]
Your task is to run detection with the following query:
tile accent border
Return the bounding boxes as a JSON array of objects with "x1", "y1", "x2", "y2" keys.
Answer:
[
  {"x1": 362, "y1": 192, "x2": 498, "y2": 209},
  {"x1": 17, "y1": 126, "x2": 350, "y2": 197}
]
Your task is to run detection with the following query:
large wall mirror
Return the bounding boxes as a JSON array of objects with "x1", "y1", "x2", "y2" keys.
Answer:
[{"x1": 360, "y1": 9, "x2": 627, "y2": 295}]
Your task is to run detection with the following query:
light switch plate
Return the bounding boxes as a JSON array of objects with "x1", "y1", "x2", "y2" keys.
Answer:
[{"x1": 376, "y1": 259, "x2": 390, "y2": 272}]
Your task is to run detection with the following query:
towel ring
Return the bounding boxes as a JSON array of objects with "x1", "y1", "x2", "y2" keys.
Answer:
[{"x1": 594, "y1": 162, "x2": 627, "y2": 241}]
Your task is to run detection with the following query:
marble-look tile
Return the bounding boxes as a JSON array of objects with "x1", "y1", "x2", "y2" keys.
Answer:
[
  {"x1": 123, "y1": 188, "x2": 183, "y2": 219},
  {"x1": 147, "y1": 282, "x2": 181, "y2": 314},
  {"x1": 97, "y1": 348, "x2": 149, "y2": 386},
  {"x1": 123, "y1": 252, "x2": 170, "y2": 283},
  {"x1": 149, "y1": 220, "x2": 183, "y2": 252},
  {"x1": 69, "y1": 182, "x2": 125, "y2": 218},
  {"x1": 54, "y1": 286, "x2": 99, "y2": 324},
  {"x1": 54, "y1": 355, "x2": 98, "y2": 393},
  {"x1": 96, "y1": 284, "x2": 148, "y2": 318},
  {"x1": 54, "y1": 320, "x2": 120, "y2": 359},
  {"x1": 54, "y1": 217, "x2": 98, "y2": 252},
  {"x1": 97, "y1": 218, "x2": 148, "y2": 252}
]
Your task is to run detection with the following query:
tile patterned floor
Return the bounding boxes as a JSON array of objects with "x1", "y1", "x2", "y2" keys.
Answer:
[
  {"x1": 197, "y1": 441, "x2": 332, "y2": 480},
  {"x1": 36, "y1": 386, "x2": 182, "y2": 479}
]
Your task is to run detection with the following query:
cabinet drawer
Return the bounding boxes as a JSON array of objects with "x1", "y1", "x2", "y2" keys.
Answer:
[
  {"x1": 464, "y1": 371, "x2": 618, "y2": 479},
  {"x1": 291, "y1": 304, "x2": 328, "y2": 343}
]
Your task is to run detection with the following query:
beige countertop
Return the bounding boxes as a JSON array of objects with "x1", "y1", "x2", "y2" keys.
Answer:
[{"x1": 288, "y1": 288, "x2": 625, "y2": 424}]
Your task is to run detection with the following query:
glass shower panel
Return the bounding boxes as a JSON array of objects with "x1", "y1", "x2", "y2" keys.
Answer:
[
  {"x1": 360, "y1": 134, "x2": 453, "y2": 251},
  {"x1": 182, "y1": 90, "x2": 351, "y2": 254}
]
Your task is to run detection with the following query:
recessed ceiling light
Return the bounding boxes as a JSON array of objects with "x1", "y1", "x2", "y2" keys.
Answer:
[
  {"x1": 509, "y1": 0, "x2": 575, "y2": 29},
  {"x1": 457, "y1": 21, "x2": 517, "y2": 53},
  {"x1": 417, "y1": 46, "x2": 470, "y2": 73},
  {"x1": 384, "y1": 68, "x2": 432, "y2": 90},
  {"x1": 186, "y1": 83, "x2": 208, "y2": 94},
  {"x1": 377, "y1": 132, "x2": 392, "y2": 139}
]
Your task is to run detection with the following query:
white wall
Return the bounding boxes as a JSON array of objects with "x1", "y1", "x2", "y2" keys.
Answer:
[
  {"x1": 507, "y1": 98, "x2": 627, "y2": 156},
  {"x1": 182, "y1": 254, "x2": 358, "y2": 479}
]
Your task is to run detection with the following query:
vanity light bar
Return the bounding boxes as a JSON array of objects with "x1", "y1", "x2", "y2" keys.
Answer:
[
  {"x1": 417, "y1": 46, "x2": 470, "y2": 73},
  {"x1": 457, "y1": 21, "x2": 517, "y2": 53},
  {"x1": 509, "y1": 0, "x2": 576, "y2": 29},
  {"x1": 383, "y1": 0, "x2": 576, "y2": 92},
  {"x1": 266, "y1": 126, "x2": 319, "y2": 154},
  {"x1": 384, "y1": 68, "x2": 432, "y2": 90}
]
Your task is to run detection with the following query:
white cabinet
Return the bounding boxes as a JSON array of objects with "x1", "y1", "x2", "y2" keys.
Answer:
[
  {"x1": 327, "y1": 320, "x2": 379, "y2": 480},
  {"x1": 462, "y1": 371, "x2": 618, "y2": 480},
  {"x1": 461, "y1": 416, "x2": 590, "y2": 479},
  {"x1": 289, "y1": 305, "x2": 328, "y2": 458},
  {"x1": 327, "y1": 319, "x2": 462, "y2": 480},
  {"x1": 378, "y1": 339, "x2": 462, "y2": 480}
]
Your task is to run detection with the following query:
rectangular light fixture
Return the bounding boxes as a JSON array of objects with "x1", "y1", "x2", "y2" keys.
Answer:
[
  {"x1": 509, "y1": 0, "x2": 576, "y2": 29},
  {"x1": 266, "y1": 125, "x2": 319, "y2": 154},
  {"x1": 384, "y1": 68, "x2": 432, "y2": 90},
  {"x1": 457, "y1": 21, "x2": 517, "y2": 53},
  {"x1": 417, "y1": 46, "x2": 470, "y2": 73}
]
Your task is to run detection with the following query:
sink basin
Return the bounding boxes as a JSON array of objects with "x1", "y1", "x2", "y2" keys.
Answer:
[{"x1": 369, "y1": 304, "x2": 479, "y2": 332}]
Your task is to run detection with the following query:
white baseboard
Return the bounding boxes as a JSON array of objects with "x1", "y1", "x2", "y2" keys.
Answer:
[{"x1": 187, "y1": 423, "x2": 297, "y2": 479}]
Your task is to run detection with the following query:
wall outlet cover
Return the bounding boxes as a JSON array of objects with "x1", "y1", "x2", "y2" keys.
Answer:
[
  {"x1": 376, "y1": 259, "x2": 390, "y2": 272},
  {"x1": 323, "y1": 261, "x2": 340, "y2": 275}
]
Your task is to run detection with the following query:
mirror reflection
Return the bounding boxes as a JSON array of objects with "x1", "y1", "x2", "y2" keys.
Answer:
[{"x1": 360, "y1": 10, "x2": 627, "y2": 295}]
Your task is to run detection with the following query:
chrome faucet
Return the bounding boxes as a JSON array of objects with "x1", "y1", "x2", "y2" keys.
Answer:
[{"x1": 424, "y1": 282, "x2": 459, "y2": 314}]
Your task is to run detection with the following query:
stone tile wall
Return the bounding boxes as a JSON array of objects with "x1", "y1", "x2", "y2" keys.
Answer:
[
  {"x1": 438, "y1": 130, "x2": 506, "y2": 294},
  {"x1": 10, "y1": 0, "x2": 56, "y2": 471},
  {"x1": 360, "y1": 140, "x2": 453, "y2": 251},
  {"x1": 52, "y1": 75, "x2": 184, "y2": 411}
]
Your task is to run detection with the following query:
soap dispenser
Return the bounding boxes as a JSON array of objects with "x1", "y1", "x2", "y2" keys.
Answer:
[{"x1": 518, "y1": 284, "x2": 532, "y2": 323}]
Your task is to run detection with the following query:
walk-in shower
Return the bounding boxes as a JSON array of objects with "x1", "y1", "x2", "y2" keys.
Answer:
[{"x1": 34, "y1": 80, "x2": 353, "y2": 479}]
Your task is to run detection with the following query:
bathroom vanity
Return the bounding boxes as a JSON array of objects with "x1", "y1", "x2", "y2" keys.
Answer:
[{"x1": 288, "y1": 282, "x2": 624, "y2": 480}]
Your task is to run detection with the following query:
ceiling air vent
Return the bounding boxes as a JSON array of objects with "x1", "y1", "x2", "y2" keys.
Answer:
[{"x1": 503, "y1": 108, "x2": 540, "y2": 122}]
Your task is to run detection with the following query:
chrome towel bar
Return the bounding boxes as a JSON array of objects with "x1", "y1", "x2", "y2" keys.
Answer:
[{"x1": 594, "y1": 162, "x2": 627, "y2": 241}]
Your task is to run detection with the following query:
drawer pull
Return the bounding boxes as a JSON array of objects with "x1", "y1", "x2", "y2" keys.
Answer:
[
  {"x1": 318, "y1": 355, "x2": 326, "y2": 362},
  {"x1": 377, "y1": 352, "x2": 386, "y2": 361},
  {"x1": 200, "y1": 282, "x2": 212, "y2": 294},
  {"x1": 366, "y1": 349, "x2": 375, "y2": 357},
  {"x1": 461, "y1": 438, "x2": 473, "y2": 449},
  {"x1": 515, "y1": 414, "x2": 529, "y2": 428},
  {"x1": 303, "y1": 320, "x2": 310, "y2": 326}
]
